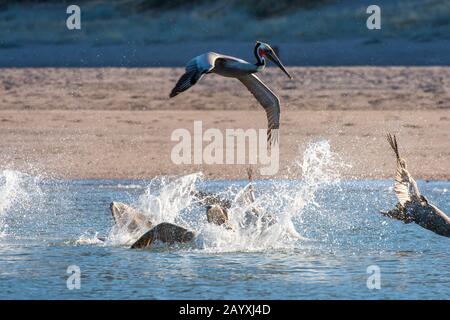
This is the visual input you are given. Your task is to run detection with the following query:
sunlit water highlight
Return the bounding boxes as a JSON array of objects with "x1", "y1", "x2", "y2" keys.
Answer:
[{"x1": 0, "y1": 142, "x2": 449, "y2": 299}]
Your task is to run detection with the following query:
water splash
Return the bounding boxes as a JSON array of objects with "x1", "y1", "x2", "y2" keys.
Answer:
[
  {"x1": 75, "y1": 231, "x2": 104, "y2": 245},
  {"x1": 196, "y1": 140, "x2": 344, "y2": 252},
  {"x1": 106, "y1": 140, "x2": 344, "y2": 252},
  {"x1": 136, "y1": 172, "x2": 201, "y2": 225},
  {"x1": 106, "y1": 173, "x2": 202, "y2": 246},
  {"x1": 0, "y1": 170, "x2": 46, "y2": 238},
  {"x1": 0, "y1": 170, "x2": 26, "y2": 214},
  {"x1": 289, "y1": 139, "x2": 342, "y2": 213}
]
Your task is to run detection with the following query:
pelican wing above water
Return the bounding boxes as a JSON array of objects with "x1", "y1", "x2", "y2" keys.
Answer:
[
  {"x1": 382, "y1": 134, "x2": 450, "y2": 237},
  {"x1": 386, "y1": 133, "x2": 421, "y2": 206},
  {"x1": 238, "y1": 74, "x2": 280, "y2": 145}
]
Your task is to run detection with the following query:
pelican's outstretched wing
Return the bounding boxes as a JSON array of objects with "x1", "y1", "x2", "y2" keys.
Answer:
[
  {"x1": 169, "y1": 52, "x2": 219, "y2": 98},
  {"x1": 234, "y1": 167, "x2": 256, "y2": 206},
  {"x1": 110, "y1": 202, "x2": 153, "y2": 231},
  {"x1": 386, "y1": 133, "x2": 421, "y2": 206},
  {"x1": 238, "y1": 74, "x2": 280, "y2": 146}
]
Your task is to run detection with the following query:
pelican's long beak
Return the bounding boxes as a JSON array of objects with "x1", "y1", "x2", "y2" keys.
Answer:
[{"x1": 267, "y1": 51, "x2": 293, "y2": 79}]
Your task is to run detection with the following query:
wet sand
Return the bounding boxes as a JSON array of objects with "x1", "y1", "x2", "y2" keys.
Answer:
[{"x1": 0, "y1": 67, "x2": 449, "y2": 180}]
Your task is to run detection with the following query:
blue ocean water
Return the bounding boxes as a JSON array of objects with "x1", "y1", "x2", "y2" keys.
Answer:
[{"x1": 0, "y1": 171, "x2": 449, "y2": 299}]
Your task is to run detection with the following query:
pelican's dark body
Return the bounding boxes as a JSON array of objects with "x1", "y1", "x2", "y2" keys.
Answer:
[
  {"x1": 382, "y1": 134, "x2": 450, "y2": 237},
  {"x1": 131, "y1": 223, "x2": 195, "y2": 249}
]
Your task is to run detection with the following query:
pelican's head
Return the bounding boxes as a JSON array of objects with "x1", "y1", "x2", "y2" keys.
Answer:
[{"x1": 255, "y1": 41, "x2": 293, "y2": 79}]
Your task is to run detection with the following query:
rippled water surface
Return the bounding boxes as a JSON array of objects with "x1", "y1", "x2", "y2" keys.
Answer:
[
  {"x1": 0, "y1": 172, "x2": 449, "y2": 299},
  {"x1": 0, "y1": 141, "x2": 449, "y2": 299}
]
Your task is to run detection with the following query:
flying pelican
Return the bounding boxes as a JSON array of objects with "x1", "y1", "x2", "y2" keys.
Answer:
[
  {"x1": 169, "y1": 41, "x2": 293, "y2": 145},
  {"x1": 381, "y1": 134, "x2": 450, "y2": 237}
]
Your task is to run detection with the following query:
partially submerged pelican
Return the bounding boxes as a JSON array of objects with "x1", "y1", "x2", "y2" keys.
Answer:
[
  {"x1": 193, "y1": 167, "x2": 298, "y2": 238},
  {"x1": 169, "y1": 41, "x2": 293, "y2": 145},
  {"x1": 131, "y1": 222, "x2": 195, "y2": 249},
  {"x1": 109, "y1": 200, "x2": 233, "y2": 249},
  {"x1": 110, "y1": 202, "x2": 195, "y2": 249},
  {"x1": 381, "y1": 134, "x2": 450, "y2": 237},
  {"x1": 192, "y1": 167, "x2": 277, "y2": 229}
]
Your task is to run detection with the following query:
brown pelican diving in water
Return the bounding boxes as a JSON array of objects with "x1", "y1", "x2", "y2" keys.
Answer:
[
  {"x1": 169, "y1": 41, "x2": 293, "y2": 145},
  {"x1": 107, "y1": 167, "x2": 300, "y2": 249},
  {"x1": 108, "y1": 201, "x2": 232, "y2": 249},
  {"x1": 109, "y1": 201, "x2": 195, "y2": 249},
  {"x1": 196, "y1": 167, "x2": 299, "y2": 237},
  {"x1": 381, "y1": 134, "x2": 450, "y2": 237}
]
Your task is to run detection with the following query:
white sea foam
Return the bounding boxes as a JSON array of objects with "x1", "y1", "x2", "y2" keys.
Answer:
[{"x1": 75, "y1": 232, "x2": 104, "y2": 245}]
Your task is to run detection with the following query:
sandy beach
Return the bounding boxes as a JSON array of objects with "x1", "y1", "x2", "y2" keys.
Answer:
[
  {"x1": 2, "y1": 1, "x2": 450, "y2": 303},
  {"x1": 0, "y1": 67, "x2": 449, "y2": 180}
]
